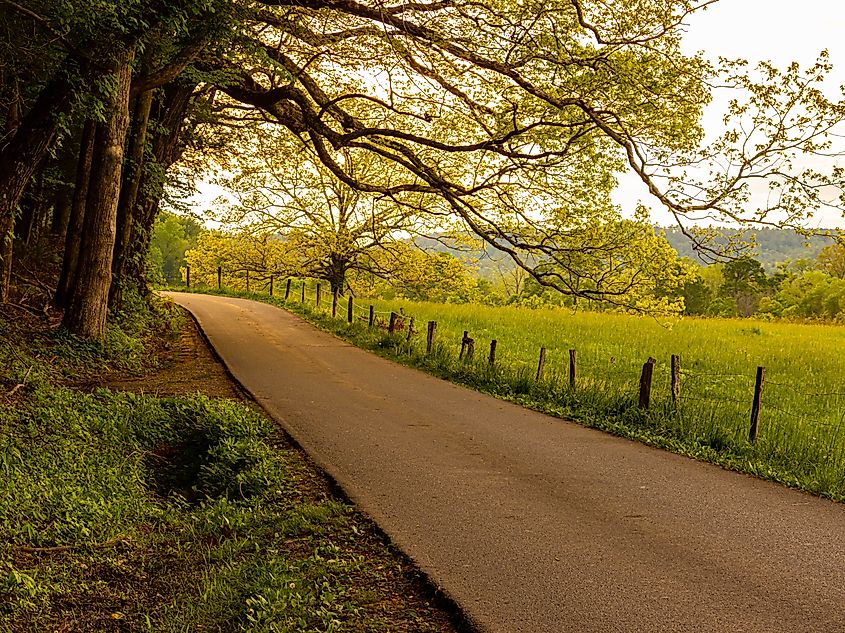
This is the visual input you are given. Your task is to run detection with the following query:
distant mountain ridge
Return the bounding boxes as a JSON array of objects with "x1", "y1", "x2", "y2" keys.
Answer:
[
  {"x1": 660, "y1": 227, "x2": 836, "y2": 269},
  {"x1": 412, "y1": 227, "x2": 838, "y2": 276}
]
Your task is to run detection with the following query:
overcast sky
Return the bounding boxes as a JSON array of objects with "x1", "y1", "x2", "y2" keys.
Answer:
[
  {"x1": 681, "y1": 1, "x2": 845, "y2": 71},
  {"x1": 618, "y1": 0, "x2": 845, "y2": 226}
]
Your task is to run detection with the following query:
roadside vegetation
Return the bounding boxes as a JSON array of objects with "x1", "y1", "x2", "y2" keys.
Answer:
[
  {"x1": 177, "y1": 284, "x2": 845, "y2": 503},
  {"x1": 0, "y1": 300, "x2": 464, "y2": 632}
]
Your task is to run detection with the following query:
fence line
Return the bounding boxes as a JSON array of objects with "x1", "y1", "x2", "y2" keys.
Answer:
[{"x1": 182, "y1": 268, "x2": 845, "y2": 455}]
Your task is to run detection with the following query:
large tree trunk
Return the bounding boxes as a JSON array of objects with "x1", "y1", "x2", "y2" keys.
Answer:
[
  {"x1": 63, "y1": 48, "x2": 135, "y2": 339},
  {"x1": 109, "y1": 89, "x2": 154, "y2": 309},
  {"x1": 0, "y1": 213, "x2": 13, "y2": 304},
  {"x1": 50, "y1": 190, "x2": 73, "y2": 237},
  {"x1": 326, "y1": 254, "x2": 349, "y2": 296},
  {"x1": 126, "y1": 83, "x2": 195, "y2": 292},
  {"x1": 54, "y1": 119, "x2": 97, "y2": 309},
  {"x1": 16, "y1": 163, "x2": 46, "y2": 245},
  {"x1": 0, "y1": 80, "x2": 21, "y2": 302},
  {"x1": 328, "y1": 269, "x2": 347, "y2": 296}
]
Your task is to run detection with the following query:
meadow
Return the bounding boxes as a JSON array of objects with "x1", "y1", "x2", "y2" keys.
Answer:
[{"x1": 180, "y1": 280, "x2": 845, "y2": 500}]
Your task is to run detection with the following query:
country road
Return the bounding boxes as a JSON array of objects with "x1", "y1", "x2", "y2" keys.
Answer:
[{"x1": 166, "y1": 292, "x2": 845, "y2": 633}]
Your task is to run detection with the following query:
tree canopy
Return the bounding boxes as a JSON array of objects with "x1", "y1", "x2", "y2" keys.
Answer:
[{"x1": 3, "y1": 0, "x2": 845, "y2": 336}]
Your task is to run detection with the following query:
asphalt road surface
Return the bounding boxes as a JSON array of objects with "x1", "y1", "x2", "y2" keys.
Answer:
[{"x1": 167, "y1": 293, "x2": 845, "y2": 633}]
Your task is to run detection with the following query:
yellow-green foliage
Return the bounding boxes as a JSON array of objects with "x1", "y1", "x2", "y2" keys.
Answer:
[{"x1": 184, "y1": 229, "x2": 295, "y2": 290}]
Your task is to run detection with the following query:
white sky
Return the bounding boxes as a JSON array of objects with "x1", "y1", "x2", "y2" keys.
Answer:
[
  {"x1": 615, "y1": 0, "x2": 845, "y2": 226},
  {"x1": 681, "y1": 1, "x2": 845, "y2": 70}
]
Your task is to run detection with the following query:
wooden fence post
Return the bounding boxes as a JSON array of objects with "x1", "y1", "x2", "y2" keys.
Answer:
[
  {"x1": 246, "y1": 270, "x2": 250, "y2": 292},
  {"x1": 347, "y1": 296, "x2": 353, "y2": 324},
  {"x1": 186, "y1": 266, "x2": 190, "y2": 288},
  {"x1": 389, "y1": 312, "x2": 398, "y2": 333},
  {"x1": 285, "y1": 278, "x2": 291, "y2": 301},
  {"x1": 569, "y1": 349, "x2": 577, "y2": 388},
  {"x1": 269, "y1": 275, "x2": 274, "y2": 296},
  {"x1": 536, "y1": 347, "x2": 546, "y2": 382},
  {"x1": 301, "y1": 281, "x2": 305, "y2": 303},
  {"x1": 316, "y1": 283, "x2": 321, "y2": 307},
  {"x1": 465, "y1": 337, "x2": 475, "y2": 361},
  {"x1": 749, "y1": 366, "x2": 765, "y2": 442},
  {"x1": 638, "y1": 357, "x2": 656, "y2": 409},
  {"x1": 407, "y1": 317, "x2": 415, "y2": 342},
  {"x1": 489, "y1": 339, "x2": 497, "y2": 366},
  {"x1": 217, "y1": 266, "x2": 222, "y2": 289},
  {"x1": 459, "y1": 330, "x2": 469, "y2": 360},
  {"x1": 426, "y1": 321, "x2": 437, "y2": 354},
  {"x1": 671, "y1": 354, "x2": 681, "y2": 409},
  {"x1": 332, "y1": 290, "x2": 338, "y2": 318},
  {"x1": 369, "y1": 305, "x2": 375, "y2": 327}
]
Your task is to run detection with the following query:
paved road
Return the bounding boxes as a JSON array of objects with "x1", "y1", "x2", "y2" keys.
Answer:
[{"x1": 167, "y1": 293, "x2": 845, "y2": 633}]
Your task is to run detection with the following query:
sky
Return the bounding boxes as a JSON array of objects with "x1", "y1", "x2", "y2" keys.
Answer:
[{"x1": 615, "y1": 0, "x2": 845, "y2": 226}]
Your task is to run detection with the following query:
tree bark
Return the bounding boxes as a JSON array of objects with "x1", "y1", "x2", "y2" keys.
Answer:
[
  {"x1": 0, "y1": 213, "x2": 13, "y2": 304},
  {"x1": 326, "y1": 254, "x2": 349, "y2": 296},
  {"x1": 50, "y1": 191, "x2": 73, "y2": 237},
  {"x1": 328, "y1": 269, "x2": 347, "y2": 296},
  {"x1": 63, "y1": 47, "x2": 135, "y2": 339},
  {"x1": 55, "y1": 119, "x2": 97, "y2": 310},
  {"x1": 110, "y1": 89, "x2": 154, "y2": 309},
  {"x1": 0, "y1": 60, "x2": 79, "y2": 254},
  {"x1": 16, "y1": 163, "x2": 47, "y2": 245},
  {"x1": 125, "y1": 83, "x2": 195, "y2": 292},
  {"x1": 0, "y1": 80, "x2": 21, "y2": 302}
]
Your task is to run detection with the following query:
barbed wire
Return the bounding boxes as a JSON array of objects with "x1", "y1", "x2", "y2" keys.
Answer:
[
  {"x1": 680, "y1": 394, "x2": 750, "y2": 407},
  {"x1": 766, "y1": 380, "x2": 845, "y2": 399},
  {"x1": 679, "y1": 369, "x2": 753, "y2": 379}
]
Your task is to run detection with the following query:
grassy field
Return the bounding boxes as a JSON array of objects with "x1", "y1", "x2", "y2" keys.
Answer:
[
  {"x1": 364, "y1": 298, "x2": 845, "y2": 435},
  {"x1": 366, "y1": 298, "x2": 845, "y2": 493},
  {"x1": 186, "y1": 278, "x2": 845, "y2": 501}
]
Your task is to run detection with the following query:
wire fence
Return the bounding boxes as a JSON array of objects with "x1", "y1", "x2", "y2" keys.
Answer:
[{"x1": 180, "y1": 267, "x2": 845, "y2": 473}]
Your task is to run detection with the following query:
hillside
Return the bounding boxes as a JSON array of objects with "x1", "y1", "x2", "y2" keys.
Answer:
[
  {"x1": 660, "y1": 227, "x2": 835, "y2": 269},
  {"x1": 413, "y1": 227, "x2": 838, "y2": 276}
]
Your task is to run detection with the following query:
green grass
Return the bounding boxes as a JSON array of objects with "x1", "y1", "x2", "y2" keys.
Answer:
[
  {"x1": 173, "y1": 282, "x2": 845, "y2": 502},
  {"x1": 0, "y1": 387, "x2": 394, "y2": 631}
]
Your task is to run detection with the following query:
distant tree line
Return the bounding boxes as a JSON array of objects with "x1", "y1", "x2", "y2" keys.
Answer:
[
  {"x1": 159, "y1": 217, "x2": 845, "y2": 322},
  {"x1": 676, "y1": 244, "x2": 845, "y2": 321}
]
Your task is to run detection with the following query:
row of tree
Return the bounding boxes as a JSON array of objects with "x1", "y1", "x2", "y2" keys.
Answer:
[
  {"x1": 675, "y1": 246, "x2": 845, "y2": 320},
  {"x1": 5, "y1": 0, "x2": 845, "y2": 338},
  {"x1": 159, "y1": 211, "x2": 845, "y2": 323},
  {"x1": 1, "y1": 0, "x2": 233, "y2": 337}
]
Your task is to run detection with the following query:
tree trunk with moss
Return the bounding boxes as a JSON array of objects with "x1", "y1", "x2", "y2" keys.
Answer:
[
  {"x1": 125, "y1": 83, "x2": 196, "y2": 293},
  {"x1": 0, "y1": 63, "x2": 79, "y2": 302},
  {"x1": 63, "y1": 48, "x2": 135, "y2": 339},
  {"x1": 109, "y1": 90, "x2": 154, "y2": 310},
  {"x1": 54, "y1": 119, "x2": 97, "y2": 310}
]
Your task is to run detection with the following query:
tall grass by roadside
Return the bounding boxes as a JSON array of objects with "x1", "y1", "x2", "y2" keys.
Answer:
[
  {"x1": 174, "y1": 284, "x2": 845, "y2": 502},
  {"x1": 0, "y1": 383, "x2": 386, "y2": 631}
]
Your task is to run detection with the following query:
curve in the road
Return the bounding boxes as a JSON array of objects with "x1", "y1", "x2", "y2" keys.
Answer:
[{"x1": 166, "y1": 293, "x2": 845, "y2": 633}]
